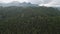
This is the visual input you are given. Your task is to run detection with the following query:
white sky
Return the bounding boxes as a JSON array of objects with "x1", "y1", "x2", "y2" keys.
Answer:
[{"x1": 0, "y1": 0, "x2": 28, "y2": 3}]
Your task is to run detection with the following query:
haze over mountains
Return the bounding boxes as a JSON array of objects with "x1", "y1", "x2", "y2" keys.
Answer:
[
  {"x1": 0, "y1": 1, "x2": 38, "y2": 7},
  {"x1": 0, "y1": 1, "x2": 60, "y2": 10}
]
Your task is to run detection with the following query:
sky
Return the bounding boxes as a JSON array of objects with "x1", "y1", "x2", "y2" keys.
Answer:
[
  {"x1": 0, "y1": 0, "x2": 60, "y2": 7},
  {"x1": 0, "y1": 0, "x2": 28, "y2": 3}
]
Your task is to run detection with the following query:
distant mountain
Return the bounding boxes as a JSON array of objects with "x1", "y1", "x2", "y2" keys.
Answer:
[
  {"x1": 0, "y1": 1, "x2": 39, "y2": 7},
  {"x1": 53, "y1": 7, "x2": 60, "y2": 11},
  {"x1": 56, "y1": 7, "x2": 60, "y2": 10}
]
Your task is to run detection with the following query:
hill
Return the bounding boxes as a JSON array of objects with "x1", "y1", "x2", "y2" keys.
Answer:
[
  {"x1": 0, "y1": 6, "x2": 60, "y2": 17},
  {"x1": 0, "y1": 6, "x2": 60, "y2": 34}
]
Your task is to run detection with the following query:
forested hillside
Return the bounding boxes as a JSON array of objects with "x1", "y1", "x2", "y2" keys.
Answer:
[{"x1": 0, "y1": 6, "x2": 60, "y2": 34}]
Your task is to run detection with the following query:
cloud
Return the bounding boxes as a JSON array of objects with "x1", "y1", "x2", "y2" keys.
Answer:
[
  {"x1": 0, "y1": 0, "x2": 60, "y2": 7},
  {"x1": 48, "y1": 0, "x2": 60, "y2": 5},
  {"x1": 28, "y1": 0, "x2": 41, "y2": 4},
  {"x1": 28, "y1": 0, "x2": 52, "y2": 4},
  {"x1": 38, "y1": 0, "x2": 60, "y2": 7},
  {"x1": 42, "y1": 0, "x2": 52, "y2": 4},
  {"x1": 0, "y1": 0, "x2": 28, "y2": 3}
]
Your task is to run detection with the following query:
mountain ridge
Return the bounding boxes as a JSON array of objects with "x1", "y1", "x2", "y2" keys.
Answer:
[{"x1": 0, "y1": 1, "x2": 39, "y2": 7}]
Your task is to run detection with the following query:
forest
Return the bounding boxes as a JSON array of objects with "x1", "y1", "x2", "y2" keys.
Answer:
[{"x1": 0, "y1": 6, "x2": 60, "y2": 34}]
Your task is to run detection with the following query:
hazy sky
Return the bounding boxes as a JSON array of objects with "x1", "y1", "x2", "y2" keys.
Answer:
[
  {"x1": 0, "y1": 0, "x2": 28, "y2": 3},
  {"x1": 0, "y1": 0, "x2": 52, "y2": 4},
  {"x1": 0, "y1": 0, "x2": 60, "y2": 7}
]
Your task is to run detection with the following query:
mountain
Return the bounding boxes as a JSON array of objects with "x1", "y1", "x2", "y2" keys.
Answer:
[
  {"x1": 56, "y1": 7, "x2": 60, "y2": 10},
  {"x1": 0, "y1": 6, "x2": 60, "y2": 34},
  {"x1": 0, "y1": 6, "x2": 60, "y2": 17},
  {"x1": 52, "y1": 7, "x2": 60, "y2": 11},
  {"x1": 0, "y1": 1, "x2": 39, "y2": 7}
]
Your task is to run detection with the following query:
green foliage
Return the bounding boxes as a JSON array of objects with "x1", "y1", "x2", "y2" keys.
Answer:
[{"x1": 0, "y1": 6, "x2": 60, "y2": 34}]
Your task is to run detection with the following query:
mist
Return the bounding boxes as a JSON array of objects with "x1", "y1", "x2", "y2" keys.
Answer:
[
  {"x1": 0, "y1": 0, "x2": 60, "y2": 7},
  {"x1": 28, "y1": 0, "x2": 60, "y2": 7}
]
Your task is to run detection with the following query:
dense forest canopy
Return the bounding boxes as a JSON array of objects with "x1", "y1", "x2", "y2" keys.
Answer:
[{"x1": 0, "y1": 6, "x2": 60, "y2": 34}]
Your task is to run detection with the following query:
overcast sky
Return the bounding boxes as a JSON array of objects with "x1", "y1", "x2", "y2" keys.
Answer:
[
  {"x1": 0, "y1": 0, "x2": 28, "y2": 3},
  {"x1": 0, "y1": 0, "x2": 60, "y2": 7}
]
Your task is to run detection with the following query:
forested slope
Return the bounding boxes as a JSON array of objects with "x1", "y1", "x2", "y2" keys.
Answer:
[{"x1": 0, "y1": 6, "x2": 60, "y2": 34}]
